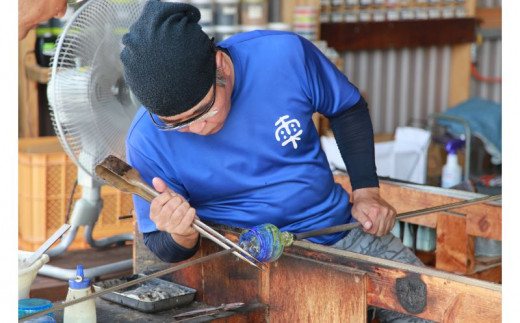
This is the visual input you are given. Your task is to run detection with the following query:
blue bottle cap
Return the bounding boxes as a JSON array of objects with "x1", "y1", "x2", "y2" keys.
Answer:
[
  {"x1": 68, "y1": 265, "x2": 91, "y2": 289},
  {"x1": 18, "y1": 298, "x2": 54, "y2": 319}
]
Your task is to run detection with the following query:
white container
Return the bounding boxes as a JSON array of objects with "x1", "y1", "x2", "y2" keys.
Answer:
[
  {"x1": 241, "y1": 0, "x2": 268, "y2": 25},
  {"x1": 359, "y1": 10, "x2": 372, "y2": 22},
  {"x1": 331, "y1": 9, "x2": 345, "y2": 23},
  {"x1": 455, "y1": 6, "x2": 467, "y2": 17},
  {"x1": 386, "y1": 9, "x2": 399, "y2": 21},
  {"x1": 428, "y1": 7, "x2": 441, "y2": 19},
  {"x1": 191, "y1": 0, "x2": 214, "y2": 27},
  {"x1": 63, "y1": 266, "x2": 96, "y2": 323},
  {"x1": 320, "y1": 11, "x2": 331, "y2": 23},
  {"x1": 442, "y1": 6, "x2": 455, "y2": 18},
  {"x1": 345, "y1": 10, "x2": 358, "y2": 22},
  {"x1": 18, "y1": 250, "x2": 50, "y2": 299},
  {"x1": 373, "y1": 9, "x2": 385, "y2": 21},
  {"x1": 441, "y1": 153, "x2": 462, "y2": 188},
  {"x1": 215, "y1": 0, "x2": 240, "y2": 25}
]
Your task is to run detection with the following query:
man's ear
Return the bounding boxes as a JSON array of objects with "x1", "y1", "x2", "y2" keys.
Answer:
[{"x1": 215, "y1": 50, "x2": 231, "y2": 77}]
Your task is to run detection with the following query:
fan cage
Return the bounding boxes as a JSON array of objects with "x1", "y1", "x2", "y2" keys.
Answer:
[{"x1": 48, "y1": 0, "x2": 145, "y2": 178}]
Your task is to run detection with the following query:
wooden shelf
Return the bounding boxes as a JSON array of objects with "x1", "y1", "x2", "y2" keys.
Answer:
[{"x1": 320, "y1": 18, "x2": 478, "y2": 51}]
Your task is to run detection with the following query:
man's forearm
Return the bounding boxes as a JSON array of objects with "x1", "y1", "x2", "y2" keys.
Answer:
[
  {"x1": 329, "y1": 96, "x2": 379, "y2": 190},
  {"x1": 143, "y1": 230, "x2": 199, "y2": 263}
]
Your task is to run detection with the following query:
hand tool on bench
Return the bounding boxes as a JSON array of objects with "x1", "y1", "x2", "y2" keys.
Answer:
[
  {"x1": 19, "y1": 248, "x2": 236, "y2": 322},
  {"x1": 94, "y1": 155, "x2": 268, "y2": 272},
  {"x1": 173, "y1": 302, "x2": 245, "y2": 320}
]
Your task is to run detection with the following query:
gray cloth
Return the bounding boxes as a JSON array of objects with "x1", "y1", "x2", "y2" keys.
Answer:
[{"x1": 331, "y1": 228, "x2": 434, "y2": 323}]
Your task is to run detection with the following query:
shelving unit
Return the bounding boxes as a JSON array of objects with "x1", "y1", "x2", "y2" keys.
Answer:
[{"x1": 320, "y1": 18, "x2": 477, "y2": 51}]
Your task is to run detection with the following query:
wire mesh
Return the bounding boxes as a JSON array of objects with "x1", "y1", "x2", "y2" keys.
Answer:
[{"x1": 48, "y1": 0, "x2": 146, "y2": 178}]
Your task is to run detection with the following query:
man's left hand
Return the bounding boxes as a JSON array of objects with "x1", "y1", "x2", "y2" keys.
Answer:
[{"x1": 351, "y1": 187, "x2": 396, "y2": 237}]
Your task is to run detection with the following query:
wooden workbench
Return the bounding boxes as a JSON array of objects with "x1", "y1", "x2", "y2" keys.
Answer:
[{"x1": 131, "y1": 175, "x2": 502, "y2": 322}]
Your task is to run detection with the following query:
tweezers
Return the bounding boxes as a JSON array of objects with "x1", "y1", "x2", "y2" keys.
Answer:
[{"x1": 95, "y1": 155, "x2": 268, "y2": 272}]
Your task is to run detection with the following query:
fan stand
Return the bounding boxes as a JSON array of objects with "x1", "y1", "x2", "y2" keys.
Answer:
[{"x1": 39, "y1": 167, "x2": 133, "y2": 280}]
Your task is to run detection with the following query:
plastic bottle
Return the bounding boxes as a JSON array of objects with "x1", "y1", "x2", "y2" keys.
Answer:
[
  {"x1": 441, "y1": 139, "x2": 464, "y2": 188},
  {"x1": 63, "y1": 265, "x2": 96, "y2": 323}
]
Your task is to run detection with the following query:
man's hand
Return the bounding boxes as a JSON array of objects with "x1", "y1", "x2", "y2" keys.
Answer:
[
  {"x1": 150, "y1": 177, "x2": 199, "y2": 248},
  {"x1": 351, "y1": 187, "x2": 396, "y2": 237}
]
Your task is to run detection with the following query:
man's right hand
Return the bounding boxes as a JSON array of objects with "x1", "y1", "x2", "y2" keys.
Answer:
[{"x1": 150, "y1": 177, "x2": 199, "y2": 249}]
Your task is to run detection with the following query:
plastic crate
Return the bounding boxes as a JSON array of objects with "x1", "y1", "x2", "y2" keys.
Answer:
[{"x1": 19, "y1": 137, "x2": 134, "y2": 251}]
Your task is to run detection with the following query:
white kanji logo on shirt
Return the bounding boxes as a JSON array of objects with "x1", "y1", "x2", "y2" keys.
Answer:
[{"x1": 275, "y1": 115, "x2": 303, "y2": 149}]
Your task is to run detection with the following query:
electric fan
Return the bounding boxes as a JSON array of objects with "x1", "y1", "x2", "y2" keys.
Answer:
[{"x1": 43, "y1": 0, "x2": 147, "y2": 279}]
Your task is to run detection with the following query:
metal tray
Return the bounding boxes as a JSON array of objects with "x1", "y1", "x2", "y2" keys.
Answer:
[{"x1": 93, "y1": 274, "x2": 197, "y2": 313}]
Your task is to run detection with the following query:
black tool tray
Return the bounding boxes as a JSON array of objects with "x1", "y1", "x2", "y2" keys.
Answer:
[{"x1": 93, "y1": 274, "x2": 197, "y2": 313}]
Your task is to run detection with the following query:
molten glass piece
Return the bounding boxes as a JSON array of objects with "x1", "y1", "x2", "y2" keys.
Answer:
[{"x1": 238, "y1": 223, "x2": 294, "y2": 262}]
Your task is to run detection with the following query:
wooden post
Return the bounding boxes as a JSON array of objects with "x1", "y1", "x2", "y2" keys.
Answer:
[
  {"x1": 448, "y1": 0, "x2": 476, "y2": 108},
  {"x1": 436, "y1": 212, "x2": 475, "y2": 274},
  {"x1": 18, "y1": 30, "x2": 40, "y2": 138},
  {"x1": 449, "y1": 43, "x2": 472, "y2": 107}
]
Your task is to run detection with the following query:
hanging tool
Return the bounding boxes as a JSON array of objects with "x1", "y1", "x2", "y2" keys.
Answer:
[
  {"x1": 19, "y1": 248, "x2": 236, "y2": 322},
  {"x1": 95, "y1": 155, "x2": 267, "y2": 272}
]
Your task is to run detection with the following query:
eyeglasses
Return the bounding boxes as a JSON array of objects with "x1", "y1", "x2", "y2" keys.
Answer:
[{"x1": 148, "y1": 74, "x2": 218, "y2": 131}]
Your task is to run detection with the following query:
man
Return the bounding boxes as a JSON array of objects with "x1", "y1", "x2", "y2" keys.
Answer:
[
  {"x1": 18, "y1": 0, "x2": 68, "y2": 40},
  {"x1": 121, "y1": 2, "x2": 428, "y2": 321}
]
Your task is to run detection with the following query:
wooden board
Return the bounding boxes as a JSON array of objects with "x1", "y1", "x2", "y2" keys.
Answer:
[
  {"x1": 320, "y1": 19, "x2": 477, "y2": 52},
  {"x1": 289, "y1": 240, "x2": 501, "y2": 323},
  {"x1": 269, "y1": 255, "x2": 367, "y2": 322},
  {"x1": 436, "y1": 212, "x2": 475, "y2": 274}
]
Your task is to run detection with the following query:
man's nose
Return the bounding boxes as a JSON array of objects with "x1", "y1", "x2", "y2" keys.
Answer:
[{"x1": 188, "y1": 120, "x2": 207, "y2": 133}]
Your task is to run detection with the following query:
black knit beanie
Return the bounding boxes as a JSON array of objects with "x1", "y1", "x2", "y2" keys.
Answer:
[{"x1": 120, "y1": 0, "x2": 216, "y2": 116}]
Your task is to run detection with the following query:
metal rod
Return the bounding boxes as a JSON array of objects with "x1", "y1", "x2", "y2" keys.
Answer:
[
  {"x1": 194, "y1": 220, "x2": 268, "y2": 269},
  {"x1": 20, "y1": 224, "x2": 71, "y2": 270},
  {"x1": 192, "y1": 223, "x2": 266, "y2": 271},
  {"x1": 294, "y1": 194, "x2": 502, "y2": 240},
  {"x1": 19, "y1": 248, "x2": 236, "y2": 322}
]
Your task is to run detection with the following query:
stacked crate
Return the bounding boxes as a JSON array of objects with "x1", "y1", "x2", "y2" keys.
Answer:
[{"x1": 19, "y1": 137, "x2": 134, "y2": 251}]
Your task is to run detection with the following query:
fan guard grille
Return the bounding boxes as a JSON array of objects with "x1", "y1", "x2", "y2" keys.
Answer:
[{"x1": 48, "y1": 0, "x2": 146, "y2": 178}]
